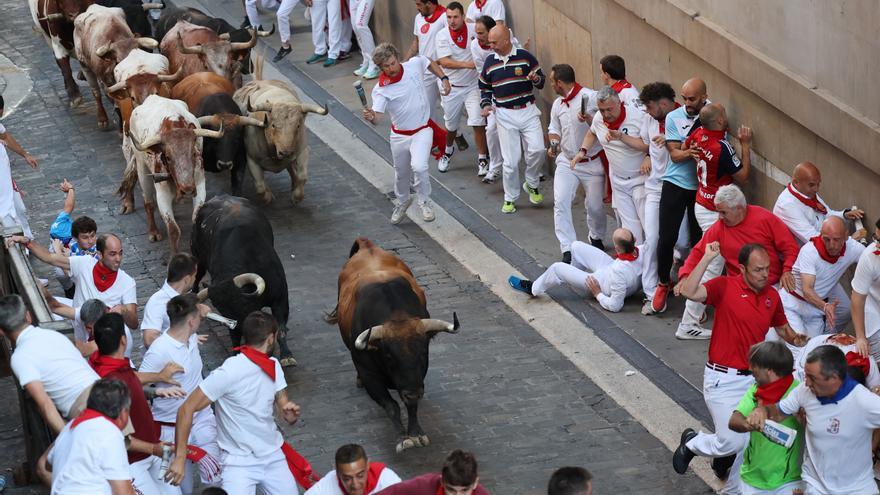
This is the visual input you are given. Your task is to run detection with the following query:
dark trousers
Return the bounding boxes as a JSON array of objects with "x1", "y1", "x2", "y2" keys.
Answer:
[{"x1": 656, "y1": 180, "x2": 702, "y2": 285}]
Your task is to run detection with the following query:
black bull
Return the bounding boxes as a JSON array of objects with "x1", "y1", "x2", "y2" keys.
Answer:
[{"x1": 192, "y1": 195, "x2": 295, "y2": 366}]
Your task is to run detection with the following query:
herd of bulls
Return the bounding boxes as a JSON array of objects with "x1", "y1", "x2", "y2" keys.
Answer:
[{"x1": 28, "y1": 0, "x2": 461, "y2": 453}]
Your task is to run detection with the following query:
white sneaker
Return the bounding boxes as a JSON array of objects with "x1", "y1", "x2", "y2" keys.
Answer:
[
  {"x1": 477, "y1": 158, "x2": 489, "y2": 176},
  {"x1": 353, "y1": 65, "x2": 367, "y2": 77},
  {"x1": 482, "y1": 170, "x2": 499, "y2": 184},
  {"x1": 363, "y1": 67, "x2": 381, "y2": 80},
  {"x1": 418, "y1": 201, "x2": 435, "y2": 222},
  {"x1": 438, "y1": 154, "x2": 451, "y2": 173},
  {"x1": 641, "y1": 300, "x2": 656, "y2": 316},
  {"x1": 390, "y1": 197, "x2": 414, "y2": 224},
  {"x1": 675, "y1": 324, "x2": 712, "y2": 340}
]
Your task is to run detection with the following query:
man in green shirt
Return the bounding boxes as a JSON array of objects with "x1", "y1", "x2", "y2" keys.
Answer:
[{"x1": 729, "y1": 341, "x2": 804, "y2": 494}]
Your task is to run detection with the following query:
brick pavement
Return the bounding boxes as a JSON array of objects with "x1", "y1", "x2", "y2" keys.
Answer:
[{"x1": 0, "y1": 5, "x2": 710, "y2": 494}]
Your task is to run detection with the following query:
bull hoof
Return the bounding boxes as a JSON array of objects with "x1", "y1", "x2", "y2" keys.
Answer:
[
  {"x1": 97, "y1": 120, "x2": 109, "y2": 130},
  {"x1": 148, "y1": 231, "x2": 163, "y2": 242},
  {"x1": 119, "y1": 201, "x2": 134, "y2": 215},
  {"x1": 258, "y1": 189, "x2": 275, "y2": 204},
  {"x1": 76, "y1": 70, "x2": 86, "y2": 81},
  {"x1": 290, "y1": 192, "x2": 304, "y2": 205},
  {"x1": 69, "y1": 95, "x2": 83, "y2": 108},
  {"x1": 279, "y1": 356, "x2": 298, "y2": 367},
  {"x1": 395, "y1": 435, "x2": 429, "y2": 453},
  {"x1": 418, "y1": 435, "x2": 430, "y2": 447}
]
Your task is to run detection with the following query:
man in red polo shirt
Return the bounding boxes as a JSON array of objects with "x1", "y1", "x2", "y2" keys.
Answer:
[{"x1": 672, "y1": 242, "x2": 807, "y2": 493}]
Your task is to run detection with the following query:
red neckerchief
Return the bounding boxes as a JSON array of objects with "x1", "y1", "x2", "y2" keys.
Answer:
[
  {"x1": 616, "y1": 247, "x2": 639, "y2": 262},
  {"x1": 449, "y1": 22, "x2": 468, "y2": 49},
  {"x1": 561, "y1": 83, "x2": 583, "y2": 107},
  {"x1": 234, "y1": 345, "x2": 276, "y2": 380},
  {"x1": 477, "y1": 39, "x2": 490, "y2": 50},
  {"x1": 93, "y1": 261, "x2": 118, "y2": 292},
  {"x1": 424, "y1": 5, "x2": 446, "y2": 23},
  {"x1": 337, "y1": 462, "x2": 386, "y2": 495},
  {"x1": 475, "y1": 0, "x2": 487, "y2": 9},
  {"x1": 378, "y1": 65, "x2": 404, "y2": 87},
  {"x1": 787, "y1": 183, "x2": 827, "y2": 214},
  {"x1": 71, "y1": 408, "x2": 121, "y2": 430},
  {"x1": 657, "y1": 102, "x2": 681, "y2": 133},
  {"x1": 811, "y1": 235, "x2": 845, "y2": 264},
  {"x1": 846, "y1": 351, "x2": 871, "y2": 378},
  {"x1": 754, "y1": 374, "x2": 794, "y2": 406},
  {"x1": 611, "y1": 79, "x2": 633, "y2": 93},
  {"x1": 88, "y1": 351, "x2": 131, "y2": 378},
  {"x1": 282, "y1": 442, "x2": 319, "y2": 489},
  {"x1": 605, "y1": 103, "x2": 626, "y2": 131},
  {"x1": 435, "y1": 483, "x2": 445, "y2": 495}
]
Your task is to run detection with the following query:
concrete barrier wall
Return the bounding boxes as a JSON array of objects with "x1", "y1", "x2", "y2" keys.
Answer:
[{"x1": 370, "y1": 0, "x2": 880, "y2": 217}]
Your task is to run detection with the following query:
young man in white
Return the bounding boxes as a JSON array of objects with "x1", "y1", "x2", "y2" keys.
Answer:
[
  {"x1": 141, "y1": 253, "x2": 198, "y2": 349},
  {"x1": 749, "y1": 345, "x2": 880, "y2": 495},
  {"x1": 0, "y1": 100, "x2": 38, "y2": 239},
  {"x1": 10, "y1": 232, "x2": 138, "y2": 358},
  {"x1": 508, "y1": 228, "x2": 643, "y2": 313},
  {"x1": 305, "y1": 444, "x2": 401, "y2": 495},
  {"x1": 363, "y1": 43, "x2": 451, "y2": 225},
  {"x1": 852, "y1": 218, "x2": 880, "y2": 362},
  {"x1": 140, "y1": 294, "x2": 220, "y2": 495},
  {"x1": 782, "y1": 216, "x2": 864, "y2": 340},
  {"x1": 406, "y1": 0, "x2": 447, "y2": 105},
  {"x1": 772, "y1": 160, "x2": 866, "y2": 245},
  {"x1": 350, "y1": 0, "x2": 379, "y2": 79},
  {"x1": 46, "y1": 379, "x2": 136, "y2": 495},
  {"x1": 546, "y1": 63, "x2": 605, "y2": 263},
  {"x1": 434, "y1": 2, "x2": 483, "y2": 174},
  {"x1": 465, "y1": 0, "x2": 504, "y2": 23},
  {"x1": 166, "y1": 311, "x2": 303, "y2": 495},
  {"x1": 0, "y1": 294, "x2": 98, "y2": 434},
  {"x1": 573, "y1": 87, "x2": 648, "y2": 243}
]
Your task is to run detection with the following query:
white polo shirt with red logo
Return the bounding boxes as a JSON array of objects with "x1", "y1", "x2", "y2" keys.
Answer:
[
  {"x1": 435, "y1": 23, "x2": 478, "y2": 88},
  {"x1": 414, "y1": 10, "x2": 447, "y2": 63},
  {"x1": 591, "y1": 103, "x2": 647, "y2": 178},
  {"x1": 466, "y1": 0, "x2": 505, "y2": 22}
]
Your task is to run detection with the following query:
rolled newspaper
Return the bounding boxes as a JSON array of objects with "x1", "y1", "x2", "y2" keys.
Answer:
[
  {"x1": 853, "y1": 205, "x2": 869, "y2": 246},
  {"x1": 206, "y1": 312, "x2": 237, "y2": 329},
  {"x1": 762, "y1": 419, "x2": 797, "y2": 449},
  {"x1": 353, "y1": 80, "x2": 368, "y2": 109}
]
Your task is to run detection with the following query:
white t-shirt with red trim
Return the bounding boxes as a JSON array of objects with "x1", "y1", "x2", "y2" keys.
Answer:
[
  {"x1": 792, "y1": 238, "x2": 865, "y2": 299},
  {"x1": 435, "y1": 23, "x2": 478, "y2": 88},
  {"x1": 69, "y1": 256, "x2": 136, "y2": 357},
  {"x1": 591, "y1": 103, "x2": 648, "y2": 177},
  {"x1": 48, "y1": 416, "x2": 131, "y2": 494},
  {"x1": 466, "y1": 0, "x2": 505, "y2": 22},
  {"x1": 852, "y1": 242, "x2": 880, "y2": 339},
  {"x1": 304, "y1": 466, "x2": 402, "y2": 495},
  {"x1": 371, "y1": 57, "x2": 432, "y2": 132}
]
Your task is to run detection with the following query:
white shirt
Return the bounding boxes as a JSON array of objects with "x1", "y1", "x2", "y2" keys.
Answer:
[
  {"x1": 596, "y1": 248, "x2": 644, "y2": 313},
  {"x1": 435, "y1": 22, "x2": 477, "y2": 88},
  {"x1": 413, "y1": 10, "x2": 447, "y2": 68},
  {"x1": 795, "y1": 334, "x2": 880, "y2": 389},
  {"x1": 851, "y1": 242, "x2": 880, "y2": 339},
  {"x1": 304, "y1": 466, "x2": 402, "y2": 495},
  {"x1": 140, "y1": 281, "x2": 180, "y2": 335},
  {"x1": 639, "y1": 112, "x2": 669, "y2": 192},
  {"x1": 778, "y1": 382, "x2": 880, "y2": 494},
  {"x1": 199, "y1": 353, "x2": 287, "y2": 457},
  {"x1": 773, "y1": 185, "x2": 845, "y2": 245},
  {"x1": 616, "y1": 85, "x2": 641, "y2": 109},
  {"x1": 466, "y1": 0, "x2": 505, "y2": 22},
  {"x1": 69, "y1": 256, "x2": 137, "y2": 357},
  {"x1": 372, "y1": 57, "x2": 432, "y2": 132},
  {"x1": 591, "y1": 103, "x2": 648, "y2": 177},
  {"x1": 548, "y1": 85, "x2": 599, "y2": 160},
  {"x1": 139, "y1": 332, "x2": 207, "y2": 423},
  {"x1": 49, "y1": 416, "x2": 131, "y2": 494},
  {"x1": 0, "y1": 122, "x2": 15, "y2": 220},
  {"x1": 10, "y1": 326, "x2": 98, "y2": 418},
  {"x1": 792, "y1": 238, "x2": 865, "y2": 299}
]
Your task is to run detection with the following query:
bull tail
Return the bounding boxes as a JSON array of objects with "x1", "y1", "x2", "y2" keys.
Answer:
[
  {"x1": 252, "y1": 49, "x2": 265, "y2": 81},
  {"x1": 323, "y1": 307, "x2": 338, "y2": 325},
  {"x1": 349, "y1": 237, "x2": 374, "y2": 258},
  {"x1": 117, "y1": 151, "x2": 139, "y2": 197}
]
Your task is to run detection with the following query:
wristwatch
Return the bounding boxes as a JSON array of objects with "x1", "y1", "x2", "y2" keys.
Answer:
[{"x1": 440, "y1": 75, "x2": 449, "y2": 81}]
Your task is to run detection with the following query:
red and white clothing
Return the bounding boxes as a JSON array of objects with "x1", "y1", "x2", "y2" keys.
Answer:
[
  {"x1": 140, "y1": 281, "x2": 181, "y2": 338},
  {"x1": 794, "y1": 334, "x2": 880, "y2": 389},
  {"x1": 304, "y1": 464, "x2": 401, "y2": 494},
  {"x1": 0, "y1": 123, "x2": 33, "y2": 238},
  {"x1": 69, "y1": 256, "x2": 136, "y2": 358},
  {"x1": 305, "y1": 0, "x2": 353, "y2": 59},
  {"x1": 773, "y1": 183, "x2": 846, "y2": 245},
  {"x1": 413, "y1": 6, "x2": 447, "y2": 98},
  {"x1": 465, "y1": 0, "x2": 505, "y2": 22},
  {"x1": 610, "y1": 79, "x2": 641, "y2": 109},
  {"x1": 852, "y1": 242, "x2": 880, "y2": 362},
  {"x1": 782, "y1": 237, "x2": 865, "y2": 337},
  {"x1": 375, "y1": 473, "x2": 490, "y2": 495},
  {"x1": 686, "y1": 128, "x2": 741, "y2": 212},
  {"x1": 549, "y1": 84, "x2": 605, "y2": 253},
  {"x1": 639, "y1": 111, "x2": 671, "y2": 299},
  {"x1": 590, "y1": 102, "x2": 648, "y2": 243},
  {"x1": 372, "y1": 56, "x2": 438, "y2": 206},
  {"x1": 435, "y1": 22, "x2": 481, "y2": 131},
  {"x1": 349, "y1": 0, "x2": 377, "y2": 72},
  {"x1": 48, "y1": 411, "x2": 131, "y2": 495}
]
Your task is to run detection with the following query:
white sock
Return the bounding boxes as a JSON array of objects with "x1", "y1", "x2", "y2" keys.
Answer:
[
  {"x1": 445, "y1": 146, "x2": 454, "y2": 155},
  {"x1": 478, "y1": 154, "x2": 488, "y2": 160}
]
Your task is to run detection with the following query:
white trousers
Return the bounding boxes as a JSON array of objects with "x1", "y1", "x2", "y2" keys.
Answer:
[
  {"x1": 553, "y1": 154, "x2": 606, "y2": 253},
  {"x1": 221, "y1": 448, "x2": 298, "y2": 495},
  {"x1": 159, "y1": 415, "x2": 221, "y2": 495},
  {"x1": 532, "y1": 241, "x2": 614, "y2": 297},
  {"x1": 485, "y1": 113, "x2": 502, "y2": 176},
  {"x1": 494, "y1": 105, "x2": 544, "y2": 202},
  {"x1": 277, "y1": 0, "x2": 302, "y2": 44},
  {"x1": 740, "y1": 480, "x2": 804, "y2": 495},
  {"x1": 390, "y1": 127, "x2": 432, "y2": 205},
  {"x1": 0, "y1": 191, "x2": 33, "y2": 239},
  {"x1": 642, "y1": 187, "x2": 661, "y2": 299},
  {"x1": 779, "y1": 288, "x2": 852, "y2": 339},
  {"x1": 441, "y1": 85, "x2": 482, "y2": 132},
  {"x1": 687, "y1": 368, "x2": 754, "y2": 495},
  {"x1": 130, "y1": 455, "x2": 183, "y2": 495},
  {"x1": 310, "y1": 0, "x2": 350, "y2": 56},
  {"x1": 680, "y1": 203, "x2": 723, "y2": 329},
  {"x1": 349, "y1": 0, "x2": 376, "y2": 71},
  {"x1": 608, "y1": 172, "x2": 647, "y2": 244}
]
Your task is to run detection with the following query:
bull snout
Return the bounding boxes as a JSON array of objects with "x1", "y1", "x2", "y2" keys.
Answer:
[
  {"x1": 177, "y1": 184, "x2": 196, "y2": 195},
  {"x1": 216, "y1": 160, "x2": 234, "y2": 170},
  {"x1": 276, "y1": 150, "x2": 293, "y2": 160},
  {"x1": 400, "y1": 389, "x2": 424, "y2": 405}
]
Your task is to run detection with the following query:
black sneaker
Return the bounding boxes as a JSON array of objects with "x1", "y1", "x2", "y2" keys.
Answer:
[
  {"x1": 711, "y1": 454, "x2": 736, "y2": 480},
  {"x1": 272, "y1": 45, "x2": 292, "y2": 62},
  {"x1": 455, "y1": 134, "x2": 469, "y2": 151},
  {"x1": 562, "y1": 251, "x2": 572, "y2": 264},
  {"x1": 590, "y1": 237, "x2": 606, "y2": 251},
  {"x1": 672, "y1": 428, "x2": 697, "y2": 475}
]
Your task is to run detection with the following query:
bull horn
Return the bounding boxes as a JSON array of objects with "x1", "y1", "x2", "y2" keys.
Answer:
[
  {"x1": 141, "y1": 2, "x2": 164, "y2": 10},
  {"x1": 177, "y1": 32, "x2": 204, "y2": 55},
  {"x1": 301, "y1": 102, "x2": 329, "y2": 115},
  {"x1": 232, "y1": 273, "x2": 265, "y2": 295},
  {"x1": 106, "y1": 80, "x2": 127, "y2": 96},
  {"x1": 38, "y1": 13, "x2": 65, "y2": 21},
  {"x1": 128, "y1": 131, "x2": 161, "y2": 151},
  {"x1": 237, "y1": 115, "x2": 265, "y2": 127},
  {"x1": 229, "y1": 29, "x2": 257, "y2": 51},
  {"x1": 137, "y1": 37, "x2": 159, "y2": 50},
  {"x1": 95, "y1": 43, "x2": 113, "y2": 58},
  {"x1": 197, "y1": 115, "x2": 222, "y2": 128},
  {"x1": 156, "y1": 67, "x2": 183, "y2": 82},
  {"x1": 246, "y1": 97, "x2": 271, "y2": 114},
  {"x1": 354, "y1": 325, "x2": 385, "y2": 350},
  {"x1": 218, "y1": 33, "x2": 230, "y2": 40},
  {"x1": 194, "y1": 122, "x2": 224, "y2": 139},
  {"x1": 256, "y1": 24, "x2": 275, "y2": 37},
  {"x1": 420, "y1": 312, "x2": 460, "y2": 334},
  {"x1": 196, "y1": 287, "x2": 209, "y2": 301}
]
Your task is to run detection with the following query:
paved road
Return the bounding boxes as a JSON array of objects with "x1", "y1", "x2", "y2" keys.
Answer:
[{"x1": 0, "y1": 3, "x2": 711, "y2": 494}]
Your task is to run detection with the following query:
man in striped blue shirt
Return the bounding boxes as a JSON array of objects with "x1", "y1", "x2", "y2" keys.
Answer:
[{"x1": 478, "y1": 25, "x2": 546, "y2": 214}]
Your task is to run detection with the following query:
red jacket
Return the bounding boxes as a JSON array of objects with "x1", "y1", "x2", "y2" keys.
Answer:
[
  {"x1": 679, "y1": 205, "x2": 798, "y2": 285},
  {"x1": 374, "y1": 473, "x2": 490, "y2": 495}
]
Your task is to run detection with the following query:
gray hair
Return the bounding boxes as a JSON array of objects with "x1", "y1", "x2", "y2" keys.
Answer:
[
  {"x1": 372, "y1": 43, "x2": 400, "y2": 68},
  {"x1": 80, "y1": 299, "x2": 107, "y2": 327},
  {"x1": 0, "y1": 295, "x2": 28, "y2": 334},
  {"x1": 714, "y1": 184, "x2": 746, "y2": 209},
  {"x1": 805, "y1": 345, "x2": 847, "y2": 380},
  {"x1": 596, "y1": 86, "x2": 620, "y2": 103},
  {"x1": 86, "y1": 379, "x2": 131, "y2": 419}
]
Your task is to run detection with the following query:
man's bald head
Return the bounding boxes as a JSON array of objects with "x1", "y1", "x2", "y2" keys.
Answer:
[
  {"x1": 699, "y1": 103, "x2": 727, "y2": 130},
  {"x1": 791, "y1": 161, "x2": 822, "y2": 199},
  {"x1": 611, "y1": 228, "x2": 636, "y2": 254},
  {"x1": 819, "y1": 215, "x2": 848, "y2": 256},
  {"x1": 488, "y1": 25, "x2": 511, "y2": 55},
  {"x1": 681, "y1": 78, "x2": 708, "y2": 116},
  {"x1": 821, "y1": 215, "x2": 847, "y2": 237}
]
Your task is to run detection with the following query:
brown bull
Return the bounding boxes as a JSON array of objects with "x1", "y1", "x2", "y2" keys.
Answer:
[
  {"x1": 28, "y1": 0, "x2": 93, "y2": 107},
  {"x1": 160, "y1": 21, "x2": 256, "y2": 84},
  {"x1": 170, "y1": 71, "x2": 234, "y2": 110},
  {"x1": 328, "y1": 237, "x2": 459, "y2": 453}
]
